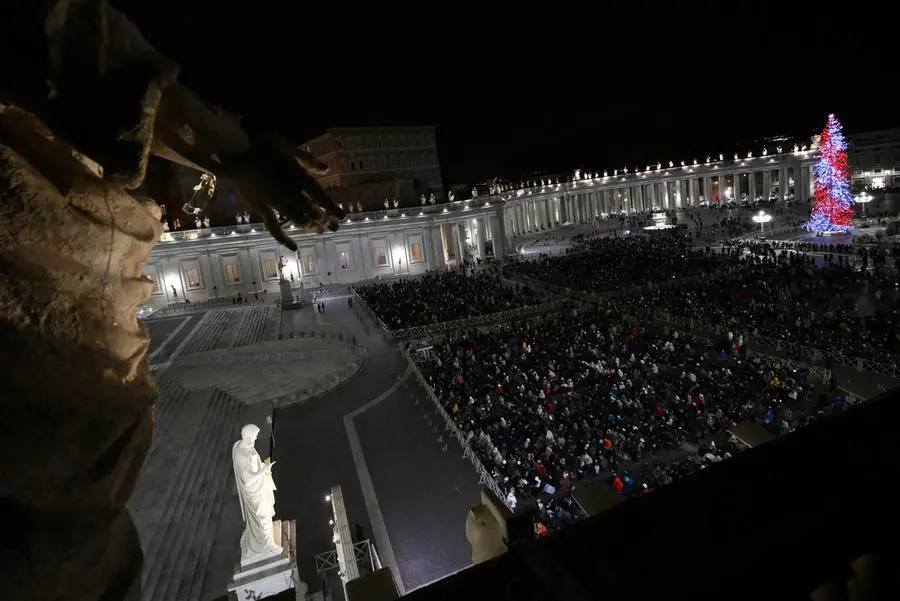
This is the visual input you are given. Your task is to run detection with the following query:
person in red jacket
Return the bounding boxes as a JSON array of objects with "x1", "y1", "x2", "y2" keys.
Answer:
[{"x1": 612, "y1": 474, "x2": 624, "y2": 494}]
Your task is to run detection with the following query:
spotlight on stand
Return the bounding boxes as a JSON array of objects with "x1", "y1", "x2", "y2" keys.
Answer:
[{"x1": 752, "y1": 210, "x2": 772, "y2": 237}]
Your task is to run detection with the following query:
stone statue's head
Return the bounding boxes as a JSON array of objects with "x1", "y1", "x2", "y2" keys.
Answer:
[{"x1": 241, "y1": 423, "x2": 260, "y2": 445}]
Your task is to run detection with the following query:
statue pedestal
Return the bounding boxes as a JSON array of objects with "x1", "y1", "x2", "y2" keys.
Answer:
[
  {"x1": 279, "y1": 279, "x2": 302, "y2": 311},
  {"x1": 228, "y1": 519, "x2": 300, "y2": 600}
]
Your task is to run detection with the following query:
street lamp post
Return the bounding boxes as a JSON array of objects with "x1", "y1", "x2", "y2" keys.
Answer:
[
  {"x1": 855, "y1": 191, "x2": 873, "y2": 218},
  {"x1": 752, "y1": 210, "x2": 772, "y2": 236}
]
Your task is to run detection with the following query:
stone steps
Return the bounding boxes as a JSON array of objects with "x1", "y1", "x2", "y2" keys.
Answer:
[
  {"x1": 233, "y1": 306, "x2": 275, "y2": 348},
  {"x1": 173, "y1": 350, "x2": 316, "y2": 369},
  {"x1": 160, "y1": 390, "x2": 245, "y2": 601},
  {"x1": 137, "y1": 387, "x2": 244, "y2": 601},
  {"x1": 142, "y1": 377, "x2": 190, "y2": 470},
  {"x1": 209, "y1": 309, "x2": 247, "y2": 351},
  {"x1": 129, "y1": 384, "x2": 207, "y2": 523},
  {"x1": 178, "y1": 309, "x2": 233, "y2": 356},
  {"x1": 262, "y1": 306, "x2": 281, "y2": 342}
]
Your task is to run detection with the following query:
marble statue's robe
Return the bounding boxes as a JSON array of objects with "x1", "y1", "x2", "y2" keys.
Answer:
[{"x1": 232, "y1": 441, "x2": 281, "y2": 561}]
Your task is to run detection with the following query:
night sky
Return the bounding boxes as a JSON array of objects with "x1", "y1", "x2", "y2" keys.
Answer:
[{"x1": 114, "y1": 1, "x2": 896, "y2": 185}]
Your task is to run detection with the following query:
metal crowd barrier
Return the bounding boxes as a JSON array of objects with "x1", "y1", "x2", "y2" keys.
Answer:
[
  {"x1": 399, "y1": 345, "x2": 508, "y2": 506},
  {"x1": 349, "y1": 291, "x2": 392, "y2": 336},
  {"x1": 378, "y1": 300, "x2": 568, "y2": 341}
]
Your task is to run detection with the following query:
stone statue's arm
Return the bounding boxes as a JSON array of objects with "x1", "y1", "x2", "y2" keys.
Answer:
[
  {"x1": 149, "y1": 82, "x2": 346, "y2": 250},
  {"x1": 234, "y1": 451, "x2": 268, "y2": 496},
  {"x1": 2, "y1": 0, "x2": 345, "y2": 251}
]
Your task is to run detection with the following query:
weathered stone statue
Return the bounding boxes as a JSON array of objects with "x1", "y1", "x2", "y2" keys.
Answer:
[
  {"x1": 232, "y1": 424, "x2": 282, "y2": 564},
  {"x1": 0, "y1": 2, "x2": 343, "y2": 599}
]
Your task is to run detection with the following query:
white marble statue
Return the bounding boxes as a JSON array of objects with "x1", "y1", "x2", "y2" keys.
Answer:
[
  {"x1": 356, "y1": 201, "x2": 363, "y2": 212},
  {"x1": 471, "y1": 187, "x2": 478, "y2": 199},
  {"x1": 236, "y1": 213, "x2": 244, "y2": 224},
  {"x1": 384, "y1": 198, "x2": 390, "y2": 209},
  {"x1": 162, "y1": 220, "x2": 170, "y2": 232},
  {"x1": 242, "y1": 211, "x2": 250, "y2": 223},
  {"x1": 420, "y1": 194, "x2": 427, "y2": 205},
  {"x1": 203, "y1": 216, "x2": 210, "y2": 227},
  {"x1": 392, "y1": 198, "x2": 399, "y2": 208},
  {"x1": 194, "y1": 217, "x2": 202, "y2": 229},
  {"x1": 448, "y1": 190, "x2": 455, "y2": 202},
  {"x1": 429, "y1": 193, "x2": 436, "y2": 204},
  {"x1": 233, "y1": 424, "x2": 282, "y2": 563}
]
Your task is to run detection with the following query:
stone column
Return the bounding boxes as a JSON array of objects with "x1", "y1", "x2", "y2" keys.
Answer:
[
  {"x1": 476, "y1": 217, "x2": 487, "y2": 260},
  {"x1": 431, "y1": 225, "x2": 445, "y2": 267},
  {"x1": 749, "y1": 171, "x2": 757, "y2": 202},
  {"x1": 763, "y1": 170, "x2": 772, "y2": 200},
  {"x1": 454, "y1": 223, "x2": 466, "y2": 263},
  {"x1": 779, "y1": 167, "x2": 789, "y2": 201},
  {"x1": 801, "y1": 163, "x2": 814, "y2": 202},
  {"x1": 691, "y1": 178, "x2": 700, "y2": 207},
  {"x1": 491, "y1": 215, "x2": 506, "y2": 258}
]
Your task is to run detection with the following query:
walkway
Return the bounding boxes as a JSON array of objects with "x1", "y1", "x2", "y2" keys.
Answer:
[{"x1": 275, "y1": 299, "x2": 480, "y2": 593}]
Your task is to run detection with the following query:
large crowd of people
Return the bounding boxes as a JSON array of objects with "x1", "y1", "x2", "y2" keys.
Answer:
[
  {"x1": 356, "y1": 270, "x2": 542, "y2": 330},
  {"x1": 353, "y1": 216, "x2": 886, "y2": 534},
  {"x1": 502, "y1": 234, "x2": 738, "y2": 295},
  {"x1": 629, "y1": 243, "x2": 900, "y2": 362},
  {"x1": 419, "y1": 308, "x2": 840, "y2": 512}
]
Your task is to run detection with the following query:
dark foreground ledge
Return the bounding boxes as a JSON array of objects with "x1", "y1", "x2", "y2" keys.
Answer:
[{"x1": 404, "y1": 391, "x2": 900, "y2": 601}]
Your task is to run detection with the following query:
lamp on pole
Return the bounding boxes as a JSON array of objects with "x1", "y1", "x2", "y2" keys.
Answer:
[
  {"x1": 752, "y1": 210, "x2": 772, "y2": 237},
  {"x1": 854, "y1": 190, "x2": 873, "y2": 218}
]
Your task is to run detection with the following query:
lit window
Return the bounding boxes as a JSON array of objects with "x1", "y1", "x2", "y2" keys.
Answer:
[
  {"x1": 339, "y1": 250, "x2": 352, "y2": 270},
  {"x1": 186, "y1": 267, "x2": 202, "y2": 289},
  {"x1": 225, "y1": 263, "x2": 240, "y2": 283},
  {"x1": 374, "y1": 247, "x2": 388, "y2": 266},
  {"x1": 409, "y1": 242, "x2": 423, "y2": 263},
  {"x1": 263, "y1": 259, "x2": 278, "y2": 279}
]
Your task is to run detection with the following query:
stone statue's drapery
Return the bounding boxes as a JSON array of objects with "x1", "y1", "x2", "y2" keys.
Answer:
[{"x1": 232, "y1": 428, "x2": 282, "y2": 563}]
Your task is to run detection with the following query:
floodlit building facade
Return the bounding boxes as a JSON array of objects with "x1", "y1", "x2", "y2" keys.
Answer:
[{"x1": 145, "y1": 133, "x2": 874, "y2": 307}]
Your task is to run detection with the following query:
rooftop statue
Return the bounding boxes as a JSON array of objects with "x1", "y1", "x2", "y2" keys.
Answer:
[{"x1": 0, "y1": 2, "x2": 342, "y2": 600}]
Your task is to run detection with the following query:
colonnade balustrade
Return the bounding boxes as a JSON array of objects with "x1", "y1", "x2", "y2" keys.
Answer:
[{"x1": 498, "y1": 154, "x2": 817, "y2": 239}]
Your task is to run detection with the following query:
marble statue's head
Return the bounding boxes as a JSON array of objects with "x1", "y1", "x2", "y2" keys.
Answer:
[{"x1": 241, "y1": 423, "x2": 261, "y2": 444}]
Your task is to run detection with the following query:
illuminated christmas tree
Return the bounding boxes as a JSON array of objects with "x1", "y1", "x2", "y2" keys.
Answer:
[{"x1": 806, "y1": 114, "x2": 855, "y2": 233}]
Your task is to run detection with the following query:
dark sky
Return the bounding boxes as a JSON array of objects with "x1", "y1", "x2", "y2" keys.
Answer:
[{"x1": 113, "y1": 1, "x2": 896, "y2": 185}]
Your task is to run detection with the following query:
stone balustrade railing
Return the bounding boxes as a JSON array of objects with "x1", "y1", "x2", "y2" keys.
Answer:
[{"x1": 157, "y1": 198, "x2": 503, "y2": 242}]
